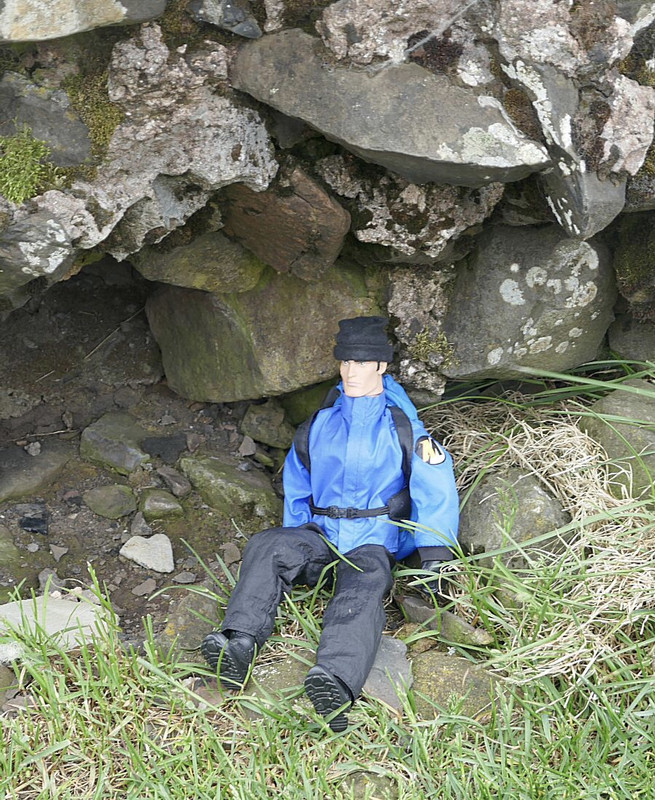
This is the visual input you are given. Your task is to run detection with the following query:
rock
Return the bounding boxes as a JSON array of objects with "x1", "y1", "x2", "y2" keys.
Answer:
[
  {"x1": 37, "y1": 568, "x2": 66, "y2": 594},
  {"x1": 140, "y1": 489, "x2": 184, "y2": 522},
  {"x1": 146, "y1": 265, "x2": 376, "y2": 402},
  {"x1": 172, "y1": 571, "x2": 197, "y2": 584},
  {"x1": 50, "y1": 545, "x2": 68, "y2": 563},
  {"x1": 317, "y1": 0, "x2": 464, "y2": 65},
  {"x1": 0, "y1": 664, "x2": 15, "y2": 709},
  {"x1": 0, "y1": 524, "x2": 21, "y2": 573},
  {"x1": 130, "y1": 512, "x2": 153, "y2": 538},
  {"x1": 119, "y1": 533, "x2": 175, "y2": 573},
  {"x1": 0, "y1": 72, "x2": 91, "y2": 167},
  {"x1": 80, "y1": 412, "x2": 150, "y2": 475},
  {"x1": 17, "y1": 502, "x2": 49, "y2": 534},
  {"x1": 131, "y1": 578, "x2": 157, "y2": 597},
  {"x1": 411, "y1": 650, "x2": 503, "y2": 719},
  {"x1": 278, "y1": 380, "x2": 335, "y2": 426},
  {"x1": 141, "y1": 435, "x2": 188, "y2": 465},
  {"x1": 132, "y1": 231, "x2": 266, "y2": 295},
  {"x1": 441, "y1": 224, "x2": 616, "y2": 380},
  {"x1": 0, "y1": 596, "x2": 115, "y2": 650},
  {"x1": 0, "y1": 442, "x2": 72, "y2": 503},
  {"x1": 238, "y1": 436, "x2": 257, "y2": 458},
  {"x1": 222, "y1": 163, "x2": 351, "y2": 280},
  {"x1": 608, "y1": 314, "x2": 655, "y2": 361},
  {"x1": 396, "y1": 595, "x2": 494, "y2": 647},
  {"x1": 188, "y1": 0, "x2": 262, "y2": 38},
  {"x1": 458, "y1": 468, "x2": 572, "y2": 570},
  {"x1": 180, "y1": 455, "x2": 282, "y2": 529},
  {"x1": 220, "y1": 541, "x2": 241, "y2": 566},
  {"x1": 83, "y1": 484, "x2": 137, "y2": 519},
  {"x1": 581, "y1": 378, "x2": 655, "y2": 499},
  {"x1": 157, "y1": 467, "x2": 192, "y2": 498},
  {"x1": 337, "y1": 772, "x2": 396, "y2": 800},
  {"x1": 232, "y1": 30, "x2": 549, "y2": 187},
  {"x1": 315, "y1": 154, "x2": 504, "y2": 263},
  {"x1": 611, "y1": 211, "x2": 655, "y2": 319},
  {"x1": 240, "y1": 400, "x2": 296, "y2": 449},
  {"x1": 0, "y1": 0, "x2": 167, "y2": 42},
  {"x1": 156, "y1": 589, "x2": 219, "y2": 658},
  {"x1": 361, "y1": 635, "x2": 412, "y2": 711},
  {"x1": 387, "y1": 265, "x2": 453, "y2": 394}
]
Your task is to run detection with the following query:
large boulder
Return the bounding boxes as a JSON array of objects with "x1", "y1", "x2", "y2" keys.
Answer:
[
  {"x1": 581, "y1": 378, "x2": 655, "y2": 499},
  {"x1": 441, "y1": 224, "x2": 616, "y2": 380},
  {"x1": 458, "y1": 468, "x2": 572, "y2": 570},
  {"x1": 232, "y1": 29, "x2": 550, "y2": 188},
  {"x1": 146, "y1": 263, "x2": 377, "y2": 402},
  {"x1": 0, "y1": 0, "x2": 167, "y2": 42}
]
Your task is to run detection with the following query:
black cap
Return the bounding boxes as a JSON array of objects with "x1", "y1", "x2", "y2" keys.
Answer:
[{"x1": 333, "y1": 316, "x2": 394, "y2": 362}]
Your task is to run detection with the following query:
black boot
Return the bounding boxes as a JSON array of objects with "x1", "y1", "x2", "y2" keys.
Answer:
[
  {"x1": 304, "y1": 665, "x2": 353, "y2": 732},
  {"x1": 201, "y1": 631, "x2": 256, "y2": 689}
]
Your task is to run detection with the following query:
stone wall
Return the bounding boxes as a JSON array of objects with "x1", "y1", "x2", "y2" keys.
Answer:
[{"x1": 1, "y1": 0, "x2": 655, "y2": 401}]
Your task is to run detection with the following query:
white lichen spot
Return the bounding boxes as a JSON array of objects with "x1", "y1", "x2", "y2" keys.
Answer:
[
  {"x1": 500, "y1": 279, "x2": 525, "y2": 305},
  {"x1": 514, "y1": 346, "x2": 528, "y2": 358},
  {"x1": 568, "y1": 327, "x2": 583, "y2": 338},
  {"x1": 555, "y1": 341, "x2": 569, "y2": 354},
  {"x1": 547, "y1": 278, "x2": 562, "y2": 293},
  {"x1": 510, "y1": 262, "x2": 520, "y2": 273},
  {"x1": 529, "y1": 337, "x2": 553, "y2": 354},
  {"x1": 526, "y1": 267, "x2": 547, "y2": 288},
  {"x1": 565, "y1": 281, "x2": 598, "y2": 308},
  {"x1": 487, "y1": 347, "x2": 504, "y2": 365}
]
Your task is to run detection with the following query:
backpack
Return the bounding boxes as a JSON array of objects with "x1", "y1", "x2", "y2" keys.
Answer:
[{"x1": 292, "y1": 386, "x2": 414, "y2": 521}]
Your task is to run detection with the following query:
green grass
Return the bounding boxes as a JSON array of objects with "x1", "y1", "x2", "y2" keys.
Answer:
[{"x1": 1, "y1": 361, "x2": 654, "y2": 799}]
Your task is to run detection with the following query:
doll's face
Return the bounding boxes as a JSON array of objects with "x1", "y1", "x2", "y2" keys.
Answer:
[{"x1": 340, "y1": 360, "x2": 387, "y2": 397}]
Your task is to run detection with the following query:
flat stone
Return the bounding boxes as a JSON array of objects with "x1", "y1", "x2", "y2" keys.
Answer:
[
  {"x1": 141, "y1": 435, "x2": 188, "y2": 465},
  {"x1": 0, "y1": 442, "x2": 72, "y2": 503},
  {"x1": 396, "y1": 595, "x2": 494, "y2": 647},
  {"x1": 240, "y1": 400, "x2": 296, "y2": 449},
  {"x1": 80, "y1": 412, "x2": 150, "y2": 475},
  {"x1": 119, "y1": 534, "x2": 175, "y2": 573},
  {"x1": 131, "y1": 578, "x2": 157, "y2": 597},
  {"x1": 139, "y1": 489, "x2": 184, "y2": 522},
  {"x1": 157, "y1": 467, "x2": 192, "y2": 498},
  {"x1": 0, "y1": 596, "x2": 114, "y2": 651},
  {"x1": 83, "y1": 484, "x2": 137, "y2": 519},
  {"x1": 411, "y1": 650, "x2": 503, "y2": 719},
  {"x1": 232, "y1": 30, "x2": 549, "y2": 187},
  {"x1": 361, "y1": 635, "x2": 412, "y2": 711}
]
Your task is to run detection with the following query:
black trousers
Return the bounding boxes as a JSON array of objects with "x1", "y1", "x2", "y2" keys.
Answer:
[{"x1": 221, "y1": 525, "x2": 394, "y2": 698}]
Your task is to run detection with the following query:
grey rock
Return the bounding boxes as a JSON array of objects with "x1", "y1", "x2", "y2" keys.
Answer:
[
  {"x1": 608, "y1": 315, "x2": 655, "y2": 362},
  {"x1": 130, "y1": 512, "x2": 153, "y2": 538},
  {"x1": 49, "y1": 545, "x2": 68, "y2": 563},
  {"x1": 0, "y1": 0, "x2": 166, "y2": 42},
  {"x1": 131, "y1": 578, "x2": 157, "y2": 597},
  {"x1": 140, "y1": 489, "x2": 184, "y2": 522},
  {"x1": 611, "y1": 211, "x2": 655, "y2": 317},
  {"x1": 361, "y1": 635, "x2": 412, "y2": 711},
  {"x1": 232, "y1": 30, "x2": 549, "y2": 187},
  {"x1": 18, "y1": 502, "x2": 49, "y2": 535},
  {"x1": 581, "y1": 378, "x2": 655, "y2": 499},
  {"x1": 315, "y1": 154, "x2": 503, "y2": 263},
  {"x1": 146, "y1": 265, "x2": 376, "y2": 403},
  {"x1": 0, "y1": 442, "x2": 72, "y2": 503},
  {"x1": 80, "y1": 412, "x2": 150, "y2": 475},
  {"x1": 396, "y1": 595, "x2": 494, "y2": 647},
  {"x1": 155, "y1": 589, "x2": 220, "y2": 658},
  {"x1": 411, "y1": 650, "x2": 503, "y2": 719},
  {"x1": 157, "y1": 467, "x2": 192, "y2": 498},
  {"x1": 458, "y1": 468, "x2": 572, "y2": 570},
  {"x1": 0, "y1": 524, "x2": 21, "y2": 572},
  {"x1": 0, "y1": 72, "x2": 91, "y2": 167},
  {"x1": 132, "y1": 231, "x2": 266, "y2": 295},
  {"x1": 0, "y1": 664, "x2": 15, "y2": 709},
  {"x1": 172, "y1": 571, "x2": 197, "y2": 584},
  {"x1": 240, "y1": 400, "x2": 296, "y2": 449},
  {"x1": 189, "y1": 0, "x2": 262, "y2": 38},
  {"x1": 180, "y1": 455, "x2": 282, "y2": 530},
  {"x1": 0, "y1": 596, "x2": 115, "y2": 650},
  {"x1": 37, "y1": 568, "x2": 66, "y2": 594},
  {"x1": 119, "y1": 533, "x2": 175, "y2": 574},
  {"x1": 141, "y1": 435, "x2": 187, "y2": 465},
  {"x1": 83, "y1": 484, "x2": 137, "y2": 519},
  {"x1": 442, "y1": 225, "x2": 617, "y2": 380}
]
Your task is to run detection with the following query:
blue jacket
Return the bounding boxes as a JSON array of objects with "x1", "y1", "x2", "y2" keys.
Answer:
[{"x1": 283, "y1": 375, "x2": 459, "y2": 558}]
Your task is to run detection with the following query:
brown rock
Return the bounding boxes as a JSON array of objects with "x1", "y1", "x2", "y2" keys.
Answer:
[{"x1": 223, "y1": 164, "x2": 350, "y2": 280}]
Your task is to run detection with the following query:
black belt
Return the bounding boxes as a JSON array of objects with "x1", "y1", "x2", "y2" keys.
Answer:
[{"x1": 309, "y1": 502, "x2": 389, "y2": 519}]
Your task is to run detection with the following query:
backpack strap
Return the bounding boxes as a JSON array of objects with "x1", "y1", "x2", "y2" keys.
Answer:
[
  {"x1": 388, "y1": 404, "x2": 413, "y2": 483},
  {"x1": 293, "y1": 385, "x2": 341, "y2": 472}
]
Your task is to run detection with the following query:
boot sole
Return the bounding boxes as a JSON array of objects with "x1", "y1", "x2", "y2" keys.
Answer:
[
  {"x1": 201, "y1": 632, "x2": 250, "y2": 688},
  {"x1": 304, "y1": 666, "x2": 351, "y2": 732}
]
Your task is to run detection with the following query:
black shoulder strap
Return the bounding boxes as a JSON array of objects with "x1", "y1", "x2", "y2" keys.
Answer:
[
  {"x1": 388, "y1": 405, "x2": 413, "y2": 482},
  {"x1": 293, "y1": 385, "x2": 341, "y2": 472}
]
